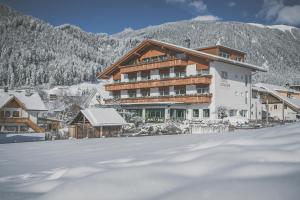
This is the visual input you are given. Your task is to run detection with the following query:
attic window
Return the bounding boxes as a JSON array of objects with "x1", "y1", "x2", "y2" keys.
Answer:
[{"x1": 219, "y1": 51, "x2": 230, "y2": 59}]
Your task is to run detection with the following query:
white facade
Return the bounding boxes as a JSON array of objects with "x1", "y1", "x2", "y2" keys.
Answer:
[{"x1": 209, "y1": 61, "x2": 252, "y2": 119}]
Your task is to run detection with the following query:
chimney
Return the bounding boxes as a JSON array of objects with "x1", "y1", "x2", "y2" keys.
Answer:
[
  {"x1": 4, "y1": 86, "x2": 8, "y2": 92},
  {"x1": 184, "y1": 38, "x2": 191, "y2": 48}
]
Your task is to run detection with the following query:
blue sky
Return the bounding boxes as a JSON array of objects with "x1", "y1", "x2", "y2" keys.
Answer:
[{"x1": 1, "y1": 0, "x2": 299, "y2": 34}]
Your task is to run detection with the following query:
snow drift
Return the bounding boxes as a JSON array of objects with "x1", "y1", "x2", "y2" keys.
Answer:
[{"x1": 0, "y1": 123, "x2": 300, "y2": 199}]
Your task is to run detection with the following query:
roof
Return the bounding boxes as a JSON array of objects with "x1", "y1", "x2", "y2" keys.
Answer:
[
  {"x1": 81, "y1": 108, "x2": 127, "y2": 127},
  {"x1": 255, "y1": 83, "x2": 300, "y2": 94},
  {"x1": 0, "y1": 90, "x2": 47, "y2": 111},
  {"x1": 99, "y1": 39, "x2": 267, "y2": 79},
  {"x1": 195, "y1": 44, "x2": 247, "y2": 55},
  {"x1": 253, "y1": 83, "x2": 300, "y2": 111}
]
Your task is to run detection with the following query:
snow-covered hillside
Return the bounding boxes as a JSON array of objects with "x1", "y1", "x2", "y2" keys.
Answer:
[
  {"x1": 1, "y1": 5, "x2": 300, "y2": 87},
  {"x1": 1, "y1": 123, "x2": 300, "y2": 200}
]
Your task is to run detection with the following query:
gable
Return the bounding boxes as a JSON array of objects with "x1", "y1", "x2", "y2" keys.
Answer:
[{"x1": 0, "y1": 96, "x2": 26, "y2": 110}]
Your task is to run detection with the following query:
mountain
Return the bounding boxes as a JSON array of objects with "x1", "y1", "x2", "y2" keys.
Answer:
[{"x1": 0, "y1": 5, "x2": 300, "y2": 88}]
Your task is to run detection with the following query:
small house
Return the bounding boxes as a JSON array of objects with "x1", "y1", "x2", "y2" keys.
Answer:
[
  {"x1": 0, "y1": 89, "x2": 47, "y2": 133},
  {"x1": 69, "y1": 107, "x2": 127, "y2": 139}
]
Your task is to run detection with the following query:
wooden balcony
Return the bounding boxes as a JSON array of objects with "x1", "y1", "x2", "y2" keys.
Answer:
[
  {"x1": 105, "y1": 75, "x2": 211, "y2": 91},
  {"x1": 104, "y1": 94, "x2": 212, "y2": 104},
  {"x1": 0, "y1": 117, "x2": 44, "y2": 133},
  {"x1": 120, "y1": 59, "x2": 188, "y2": 73}
]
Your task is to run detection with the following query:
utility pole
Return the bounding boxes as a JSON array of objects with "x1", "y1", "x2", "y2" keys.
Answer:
[
  {"x1": 282, "y1": 100, "x2": 285, "y2": 124},
  {"x1": 266, "y1": 94, "x2": 269, "y2": 125}
]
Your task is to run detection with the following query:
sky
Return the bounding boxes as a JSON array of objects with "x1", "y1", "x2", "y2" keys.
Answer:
[{"x1": 0, "y1": 0, "x2": 300, "y2": 34}]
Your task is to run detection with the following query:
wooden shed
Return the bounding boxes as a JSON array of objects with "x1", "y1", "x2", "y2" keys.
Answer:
[{"x1": 69, "y1": 108, "x2": 127, "y2": 139}]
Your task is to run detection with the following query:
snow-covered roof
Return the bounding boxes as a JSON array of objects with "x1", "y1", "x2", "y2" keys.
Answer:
[
  {"x1": 255, "y1": 83, "x2": 299, "y2": 93},
  {"x1": 99, "y1": 39, "x2": 267, "y2": 79},
  {"x1": 0, "y1": 89, "x2": 47, "y2": 111},
  {"x1": 253, "y1": 83, "x2": 300, "y2": 111},
  {"x1": 150, "y1": 40, "x2": 267, "y2": 72},
  {"x1": 81, "y1": 108, "x2": 127, "y2": 127}
]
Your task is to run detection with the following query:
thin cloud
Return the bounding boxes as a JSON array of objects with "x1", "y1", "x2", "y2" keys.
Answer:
[
  {"x1": 189, "y1": 0, "x2": 207, "y2": 12},
  {"x1": 257, "y1": 0, "x2": 300, "y2": 25},
  {"x1": 228, "y1": 2, "x2": 236, "y2": 7},
  {"x1": 165, "y1": 0, "x2": 208, "y2": 13},
  {"x1": 191, "y1": 15, "x2": 221, "y2": 21}
]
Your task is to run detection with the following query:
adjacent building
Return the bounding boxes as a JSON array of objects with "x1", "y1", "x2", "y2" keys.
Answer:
[
  {"x1": 69, "y1": 108, "x2": 127, "y2": 138},
  {"x1": 0, "y1": 89, "x2": 47, "y2": 133},
  {"x1": 98, "y1": 39, "x2": 266, "y2": 122},
  {"x1": 252, "y1": 83, "x2": 300, "y2": 121}
]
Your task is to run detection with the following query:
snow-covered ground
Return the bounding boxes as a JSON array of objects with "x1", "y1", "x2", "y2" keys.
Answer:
[{"x1": 1, "y1": 123, "x2": 300, "y2": 200}]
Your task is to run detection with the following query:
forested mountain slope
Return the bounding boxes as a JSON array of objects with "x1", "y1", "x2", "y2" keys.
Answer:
[{"x1": 1, "y1": 5, "x2": 299, "y2": 87}]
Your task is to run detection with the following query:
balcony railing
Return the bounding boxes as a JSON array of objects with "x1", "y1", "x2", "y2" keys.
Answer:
[
  {"x1": 105, "y1": 75, "x2": 211, "y2": 91},
  {"x1": 120, "y1": 59, "x2": 188, "y2": 74},
  {"x1": 104, "y1": 93, "x2": 212, "y2": 104}
]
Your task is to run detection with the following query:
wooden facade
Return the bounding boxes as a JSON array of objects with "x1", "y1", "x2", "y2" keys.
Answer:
[
  {"x1": 68, "y1": 109, "x2": 124, "y2": 139},
  {"x1": 105, "y1": 75, "x2": 211, "y2": 91},
  {"x1": 0, "y1": 97, "x2": 45, "y2": 133},
  {"x1": 105, "y1": 94, "x2": 212, "y2": 104}
]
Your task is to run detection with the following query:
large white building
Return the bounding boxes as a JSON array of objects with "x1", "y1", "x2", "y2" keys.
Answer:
[{"x1": 98, "y1": 39, "x2": 266, "y2": 122}]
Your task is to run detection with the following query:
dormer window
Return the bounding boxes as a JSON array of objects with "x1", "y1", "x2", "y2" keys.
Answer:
[
  {"x1": 219, "y1": 51, "x2": 230, "y2": 59},
  {"x1": 236, "y1": 56, "x2": 242, "y2": 62}
]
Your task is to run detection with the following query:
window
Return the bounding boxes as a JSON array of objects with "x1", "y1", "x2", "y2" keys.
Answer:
[
  {"x1": 175, "y1": 67, "x2": 186, "y2": 78},
  {"x1": 141, "y1": 89, "x2": 150, "y2": 97},
  {"x1": 203, "y1": 109, "x2": 210, "y2": 118},
  {"x1": 219, "y1": 51, "x2": 230, "y2": 59},
  {"x1": 158, "y1": 55, "x2": 168, "y2": 61},
  {"x1": 12, "y1": 111, "x2": 20, "y2": 117},
  {"x1": 170, "y1": 109, "x2": 186, "y2": 119},
  {"x1": 240, "y1": 110, "x2": 247, "y2": 117},
  {"x1": 159, "y1": 68, "x2": 170, "y2": 79},
  {"x1": 128, "y1": 73, "x2": 137, "y2": 82},
  {"x1": 128, "y1": 90, "x2": 137, "y2": 98},
  {"x1": 145, "y1": 109, "x2": 165, "y2": 122},
  {"x1": 284, "y1": 105, "x2": 287, "y2": 109},
  {"x1": 112, "y1": 91, "x2": 120, "y2": 99},
  {"x1": 245, "y1": 75, "x2": 248, "y2": 86},
  {"x1": 142, "y1": 55, "x2": 168, "y2": 64},
  {"x1": 4, "y1": 125, "x2": 18, "y2": 132},
  {"x1": 174, "y1": 85, "x2": 186, "y2": 95},
  {"x1": 159, "y1": 87, "x2": 169, "y2": 96},
  {"x1": 175, "y1": 52, "x2": 186, "y2": 59},
  {"x1": 221, "y1": 71, "x2": 228, "y2": 80},
  {"x1": 193, "y1": 109, "x2": 199, "y2": 118},
  {"x1": 274, "y1": 105, "x2": 277, "y2": 110},
  {"x1": 236, "y1": 56, "x2": 242, "y2": 61},
  {"x1": 196, "y1": 85, "x2": 209, "y2": 94},
  {"x1": 143, "y1": 57, "x2": 151, "y2": 63},
  {"x1": 128, "y1": 109, "x2": 143, "y2": 117},
  {"x1": 229, "y1": 109, "x2": 237, "y2": 117},
  {"x1": 141, "y1": 71, "x2": 151, "y2": 81},
  {"x1": 5, "y1": 111, "x2": 11, "y2": 118}
]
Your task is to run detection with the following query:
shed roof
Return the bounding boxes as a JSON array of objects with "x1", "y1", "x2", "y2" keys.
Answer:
[{"x1": 81, "y1": 108, "x2": 127, "y2": 127}]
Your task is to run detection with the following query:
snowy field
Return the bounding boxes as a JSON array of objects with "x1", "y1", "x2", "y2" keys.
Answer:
[{"x1": 1, "y1": 123, "x2": 300, "y2": 200}]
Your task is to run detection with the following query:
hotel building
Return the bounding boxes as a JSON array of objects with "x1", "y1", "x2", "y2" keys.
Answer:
[{"x1": 98, "y1": 39, "x2": 266, "y2": 122}]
